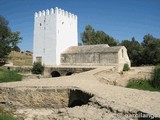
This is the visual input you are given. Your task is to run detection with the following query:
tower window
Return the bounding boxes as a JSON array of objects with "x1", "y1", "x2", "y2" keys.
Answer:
[{"x1": 40, "y1": 23, "x2": 42, "y2": 26}]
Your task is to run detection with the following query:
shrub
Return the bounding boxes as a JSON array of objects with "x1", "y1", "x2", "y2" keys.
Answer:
[
  {"x1": 31, "y1": 62, "x2": 44, "y2": 74},
  {"x1": 123, "y1": 64, "x2": 130, "y2": 71},
  {"x1": 151, "y1": 65, "x2": 160, "y2": 89}
]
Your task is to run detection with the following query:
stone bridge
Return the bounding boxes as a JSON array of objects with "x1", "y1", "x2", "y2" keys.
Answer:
[{"x1": 43, "y1": 66, "x2": 95, "y2": 77}]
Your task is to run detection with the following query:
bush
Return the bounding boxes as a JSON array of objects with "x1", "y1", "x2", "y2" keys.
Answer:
[
  {"x1": 151, "y1": 65, "x2": 160, "y2": 89},
  {"x1": 32, "y1": 62, "x2": 44, "y2": 74},
  {"x1": 123, "y1": 64, "x2": 130, "y2": 71}
]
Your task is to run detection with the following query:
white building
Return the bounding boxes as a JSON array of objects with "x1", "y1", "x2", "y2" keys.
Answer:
[{"x1": 33, "y1": 7, "x2": 78, "y2": 66}]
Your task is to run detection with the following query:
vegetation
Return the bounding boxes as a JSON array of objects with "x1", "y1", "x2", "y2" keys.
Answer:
[
  {"x1": 0, "y1": 67, "x2": 23, "y2": 83},
  {"x1": 0, "y1": 106, "x2": 23, "y2": 120},
  {"x1": 81, "y1": 25, "x2": 160, "y2": 66},
  {"x1": 127, "y1": 65, "x2": 160, "y2": 92},
  {"x1": 120, "y1": 37, "x2": 142, "y2": 66},
  {"x1": 123, "y1": 64, "x2": 130, "y2": 71},
  {"x1": 0, "y1": 16, "x2": 22, "y2": 63},
  {"x1": 32, "y1": 62, "x2": 44, "y2": 74},
  {"x1": 120, "y1": 34, "x2": 160, "y2": 66},
  {"x1": 151, "y1": 65, "x2": 160, "y2": 89},
  {"x1": 0, "y1": 113, "x2": 17, "y2": 120},
  {"x1": 127, "y1": 79, "x2": 160, "y2": 92},
  {"x1": 81, "y1": 25, "x2": 117, "y2": 46},
  {"x1": 8, "y1": 51, "x2": 32, "y2": 66}
]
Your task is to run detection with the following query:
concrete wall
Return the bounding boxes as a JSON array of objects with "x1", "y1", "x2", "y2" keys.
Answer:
[{"x1": 33, "y1": 7, "x2": 78, "y2": 65}]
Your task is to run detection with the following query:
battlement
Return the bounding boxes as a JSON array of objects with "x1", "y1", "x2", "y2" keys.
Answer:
[{"x1": 35, "y1": 7, "x2": 77, "y2": 19}]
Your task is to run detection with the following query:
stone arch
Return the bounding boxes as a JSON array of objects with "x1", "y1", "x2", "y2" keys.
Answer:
[
  {"x1": 68, "y1": 90, "x2": 93, "y2": 108},
  {"x1": 66, "y1": 72, "x2": 73, "y2": 76},
  {"x1": 69, "y1": 99, "x2": 85, "y2": 107},
  {"x1": 51, "y1": 71, "x2": 61, "y2": 77}
]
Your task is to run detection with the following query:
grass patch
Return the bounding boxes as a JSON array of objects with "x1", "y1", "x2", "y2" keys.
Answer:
[
  {"x1": 0, "y1": 113, "x2": 17, "y2": 120},
  {"x1": 0, "y1": 67, "x2": 23, "y2": 83},
  {"x1": 127, "y1": 79, "x2": 160, "y2": 92},
  {"x1": 0, "y1": 107, "x2": 23, "y2": 120}
]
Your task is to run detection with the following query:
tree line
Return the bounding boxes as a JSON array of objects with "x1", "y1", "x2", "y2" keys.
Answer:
[{"x1": 81, "y1": 25, "x2": 160, "y2": 66}]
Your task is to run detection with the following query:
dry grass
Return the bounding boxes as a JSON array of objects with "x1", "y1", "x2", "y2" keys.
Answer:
[{"x1": 8, "y1": 51, "x2": 32, "y2": 66}]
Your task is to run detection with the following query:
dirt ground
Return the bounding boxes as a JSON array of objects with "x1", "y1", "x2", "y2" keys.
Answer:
[{"x1": 0, "y1": 66, "x2": 159, "y2": 120}]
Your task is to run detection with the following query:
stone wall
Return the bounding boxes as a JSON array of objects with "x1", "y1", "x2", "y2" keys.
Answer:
[
  {"x1": 61, "y1": 52, "x2": 118, "y2": 66},
  {"x1": 43, "y1": 67, "x2": 94, "y2": 77},
  {"x1": 0, "y1": 87, "x2": 93, "y2": 108},
  {"x1": 0, "y1": 87, "x2": 69, "y2": 108},
  {"x1": 61, "y1": 45, "x2": 131, "y2": 72}
]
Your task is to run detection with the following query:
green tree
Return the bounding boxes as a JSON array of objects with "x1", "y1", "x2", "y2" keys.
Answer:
[
  {"x1": 12, "y1": 46, "x2": 21, "y2": 52},
  {"x1": 0, "y1": 16, "x2": 22, "y2": 62},
  {"x1": 120, "y1": 37, "x2": 142, "y2": 66},
  {"x1": 81, "y1": 25, "x2": 117, "y2": 46},
  {"x1": 141, "y1": 34, "x2": 160, "y2": 65},
  {"x1": 81, "y1": 25, "x2": 96, "y2": 45}
]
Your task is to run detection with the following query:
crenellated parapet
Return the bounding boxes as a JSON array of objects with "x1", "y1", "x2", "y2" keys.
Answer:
[{"x1": 35, "y1": 7, "x2": 77, "y2": 19}]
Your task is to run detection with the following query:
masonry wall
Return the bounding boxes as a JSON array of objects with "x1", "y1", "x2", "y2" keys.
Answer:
[
  {"x1": 61, "y1": 46, "x2": 131, "y2": 72},
  {"x1": 61, "y1": 52, "x2": 118, "y2": 66},
  {"x1": 33, "y1": 7, "x2": 78, "y2": 65}
]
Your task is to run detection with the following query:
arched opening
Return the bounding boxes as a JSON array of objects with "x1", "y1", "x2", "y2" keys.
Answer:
[
  {"x1": 69, "y1": 99, "x2": 85, "y2": 107},
  {"x1": 66, "y1": 72, "x2": 73, "y2": 76},
  {"x1": 51, "y1": 71, "x2": 61, "y2": 77}
]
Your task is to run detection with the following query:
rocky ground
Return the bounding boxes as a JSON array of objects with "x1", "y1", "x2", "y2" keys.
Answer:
[
  {"x1": 15, "y1": 105, "x2": 135, "y2": 120},
  {"x1": 0, "y1": 66, "x2": 160, "y2": 120}
]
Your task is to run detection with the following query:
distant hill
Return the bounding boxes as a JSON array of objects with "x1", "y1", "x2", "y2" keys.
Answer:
[{"x1": 8, "y1": 51, "x2": 32, "y2": 66}]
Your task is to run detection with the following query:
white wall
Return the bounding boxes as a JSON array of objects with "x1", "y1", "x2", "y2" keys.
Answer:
[
  {"x1": 118, "y1": 46, "x2": 131, "y2": 72},
  {"x1": 56, "y1": 8, "x2": 78, "y2": 64},
  {"x1": 33, "y1": 7, "x2": 78, "y2": 65},
  {"x1": 33, "y1": 12, "x2": 45, "y2": 64},
  {"x1": 44, "y1": 9, "x2": 57, "y2": 65}
]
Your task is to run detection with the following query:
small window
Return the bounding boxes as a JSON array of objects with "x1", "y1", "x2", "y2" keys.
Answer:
[
  {"x1": 40, "y1": 23, "x2": 42, "y2": 26},
  {"x1": 36, "y1": 57, "x2": 42, "y2": 63}
]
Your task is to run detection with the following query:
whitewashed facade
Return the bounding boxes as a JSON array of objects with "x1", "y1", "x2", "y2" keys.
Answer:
[{"x1": 33, "y1": 7, "x2": 78, "y2": 65}]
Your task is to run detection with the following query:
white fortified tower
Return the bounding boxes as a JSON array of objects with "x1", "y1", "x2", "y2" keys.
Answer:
[{"x1": 33, "y1": 7, "x2": 78, "y2": 65}]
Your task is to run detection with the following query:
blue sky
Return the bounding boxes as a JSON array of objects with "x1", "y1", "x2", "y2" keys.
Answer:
[{"x1": 0, "y1": 0, "x2": 160, "y2": 51}]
